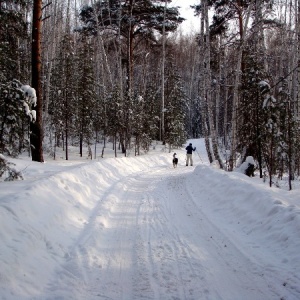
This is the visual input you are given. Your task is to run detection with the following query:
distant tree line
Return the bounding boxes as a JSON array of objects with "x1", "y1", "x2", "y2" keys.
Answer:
[{"x1": 1, "y1": 0, "x2": 300, "y2": 189}]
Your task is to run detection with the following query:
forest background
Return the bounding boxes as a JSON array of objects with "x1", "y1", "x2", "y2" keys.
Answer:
[{"x1": 1, "y1": 0, "x2": 300, "y2": 190}]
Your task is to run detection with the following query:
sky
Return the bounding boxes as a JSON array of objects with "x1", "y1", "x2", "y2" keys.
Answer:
[
  {"x1": 0, "y1": 139, "x2": 300, "y2": 299},
  {"x1": 174, "y1": 0, "x2": 200, "y2": 33}
]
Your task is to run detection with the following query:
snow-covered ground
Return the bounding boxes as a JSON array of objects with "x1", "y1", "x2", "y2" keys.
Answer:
[{"x1": 0, "y1": 139, "x2": 299, "y2": 300}]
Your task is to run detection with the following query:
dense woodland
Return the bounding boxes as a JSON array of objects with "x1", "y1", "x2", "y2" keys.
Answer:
[{"x1": 0, "y1": 0, "x2": 300, "y2": 189}]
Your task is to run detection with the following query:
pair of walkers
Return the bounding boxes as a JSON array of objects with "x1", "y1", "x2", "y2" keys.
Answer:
[{"x1": 185, "y1": 143, "x2": 196, "y2": 166}]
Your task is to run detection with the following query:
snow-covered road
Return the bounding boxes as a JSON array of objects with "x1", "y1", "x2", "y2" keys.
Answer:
[
  {"x1": 1, "y1": 140, "x2": 300, "y2": 300},
  {"x1": 41, "y1": 166, "x2": 298, "y2": 300}
]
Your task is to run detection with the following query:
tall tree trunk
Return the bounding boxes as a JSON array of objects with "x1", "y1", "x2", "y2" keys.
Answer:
[
  {"x1": 297, "y1": 0, "x2": 300, "y2": 115},
  {"x1": 31, "y1": 0, "x2": 44, "y2": 162},
  {"x1": 222, "y1": 57, "x2": 229, "y2": 154},
  {"x1": 256, "y1": 89, "x2": 263, "y2": 178},
  {"x1": 215, "y1": 37, "x2": 222, "y2": 138},
  {"x1": 127, "y1": 0, "x2": 134, "y2": 96},
  {"x1": 43, "y1": 0, "x2": 57, "y2": 120},
  {"x1": 203, "y1": 0, "x2": 223, "y2": 169},
  {"x1": 287, "y1": 99, "x2": 293, "y2": 190},
  {"x1": 161, "y1": 0, "x2": 167, "y2": 143},
  {"x1": 64, "y1": 0, "x2": 71, "y2": 161},
  {"x1": 269, "y1": 131, "x2": 274, "y2": 188},
  {"x1": 229, "y1": 1, "x2": 253, "y2": 171},
  {"x1": 254, "y1": 0, "x2": 265, "y2": 178},
  {"x1": 200, "y1": 0, "x2": 213, "y2": 163}
]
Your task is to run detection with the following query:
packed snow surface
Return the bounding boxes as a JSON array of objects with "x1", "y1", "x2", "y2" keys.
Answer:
[{"x1": 0, "y1": 139, "x2": 299, "y2": 300}]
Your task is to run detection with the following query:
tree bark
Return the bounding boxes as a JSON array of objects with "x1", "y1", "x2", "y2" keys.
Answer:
[{"x1": 31, "y1": 0, "x2": 44, "y2": 162}]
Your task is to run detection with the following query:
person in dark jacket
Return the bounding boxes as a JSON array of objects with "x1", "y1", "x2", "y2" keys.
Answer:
[{"x1": 185, "y1": 143, "x2": 196, "y2": 166}]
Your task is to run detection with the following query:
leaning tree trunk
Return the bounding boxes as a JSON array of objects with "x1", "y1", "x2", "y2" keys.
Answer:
[{"x1": 31, "y1": 0, "x2": 44, "y2": 162}]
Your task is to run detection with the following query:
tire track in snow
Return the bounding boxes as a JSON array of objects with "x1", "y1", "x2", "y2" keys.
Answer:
[{"x1": 147, "y1": 168, "x2": 220, "y2": 300}]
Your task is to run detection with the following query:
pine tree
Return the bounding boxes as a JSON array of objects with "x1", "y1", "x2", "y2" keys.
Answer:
[
  {"x1": 78, "y1": 0, "x2": 184, "y2": 93},
  {"x1": 143, "y1": 84, "x2": 162, "y2": 141},
  {"x1": 0, "y1": 0, "x2": 29, "y2": 83},
  {"x1": 131, "y1": 95, "x2": 148, "y2": 155},
  {"x1": 0, "y1": 80, "x2": 32, "y2": 156},
  {"x1": 259, "y1": 80, "x2": 281, "y2": 187},
  {"x1": 0, "y1": 0, "x2": 31, "y2": 158},
  {"x1": 163, "y1": 61, "x2": 188, "y2": 149},
  {"x1": 239, "y1": 40, "x2": 268, "y2": 177},
  {"x1": 74, "y1": 35, "x2": 97, "y2": 157},
  {"x1": 106, "y1": 87, "x2": 123, "y2": 157},
  {"x1": 277, "y1": 78, "x2": 297, "y2": 190},
  {"x1": 78, "y1": 0, "x2": 184, "y2": 154},
  {"x1": 49, "y1": 34, "x2": 76, "y2": 160}
]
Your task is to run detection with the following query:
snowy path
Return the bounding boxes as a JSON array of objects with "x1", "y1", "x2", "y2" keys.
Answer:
[
  {"x1": 40, "y1": 165, "x2": 291, "y2": 300},
  {"x1": 1, "y1": 140, "x2": 299, "y2": 299}
]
